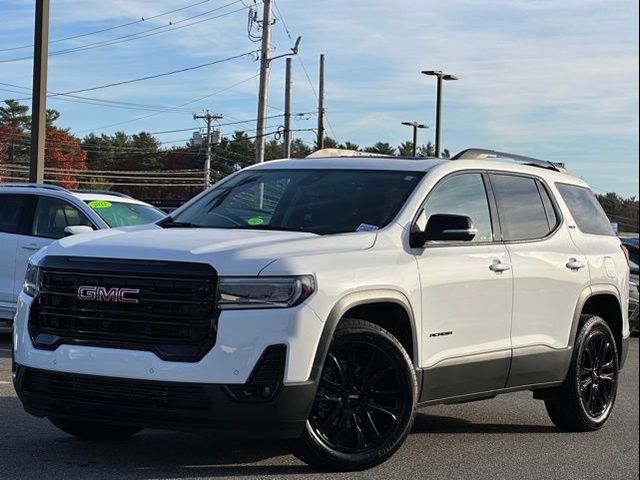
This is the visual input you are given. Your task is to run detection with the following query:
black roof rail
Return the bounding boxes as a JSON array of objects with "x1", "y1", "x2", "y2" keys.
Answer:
[
  {"x1": 72, "y1": 189, "x2": 133, "y2": 199},
  {"x1": 0, "y1": 182, "x2": 68, "y2": 192},
  {"x1": 452, "y1": 148, "x2": 568, "y2": 173}
]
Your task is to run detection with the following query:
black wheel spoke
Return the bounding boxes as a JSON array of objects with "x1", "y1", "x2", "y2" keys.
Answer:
[
  {"x1": 368, "y1": 403, "x2": 398, "y2": 422},
  {"x1": 364, "y1": 365, "x2": 394, "y2": 388},
  {"x1": 350, "y1": 413, "x2": 366, "y2": 450},
  {"x1": 363, "y1": 410, "x2": 382, "y2": 439}
]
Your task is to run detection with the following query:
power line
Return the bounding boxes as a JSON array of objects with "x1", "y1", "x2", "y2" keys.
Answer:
[
  {"x1": 71, "y1": 73, "x2": 262, "y2": 135},
  {"x1": 0, "y1": 0, "x2": 214, "y2": 52},
  {"x1": 13, "y1": 51, "x2": 259, "y2": 98},
  {"x1": 0, "y1": 1, "x2": 254, "y2": 63},
  {"x1": 272, "y1": 0, "x2": 339, "y2": 142}
]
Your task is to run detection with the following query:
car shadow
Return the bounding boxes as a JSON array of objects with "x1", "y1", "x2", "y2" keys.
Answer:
[{"x1": 412, "y1": 412, "x2": 558, "y2": 434}]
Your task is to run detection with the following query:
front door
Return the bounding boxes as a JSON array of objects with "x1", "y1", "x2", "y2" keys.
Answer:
[{"x1": 412, "y1": 172, "x2": 513, "y2": 401}]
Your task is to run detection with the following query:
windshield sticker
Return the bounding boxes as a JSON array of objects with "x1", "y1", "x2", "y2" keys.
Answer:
[
  {"x1": 356, "y1": 224, "x2": 379, "y2": 233},
  {"x1": 88, "y1": 201, "x2": 112, "y2": 209},
  {"x1": 247, "y1": 217, "x2": 265, "y2": 226}
]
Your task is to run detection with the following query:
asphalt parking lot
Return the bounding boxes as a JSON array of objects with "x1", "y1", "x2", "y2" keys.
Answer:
[{"x1": 0, "y1": 336, "x2": 637, "y2": 480}]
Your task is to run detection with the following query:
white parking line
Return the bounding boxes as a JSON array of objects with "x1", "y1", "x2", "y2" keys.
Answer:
[{"x1": 0, "y1": 381, "x2": 11, "y2": 385}]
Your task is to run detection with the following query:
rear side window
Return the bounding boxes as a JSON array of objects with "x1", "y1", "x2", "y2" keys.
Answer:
[
  {"x1": 491, "y1": 174, "x2": 553, "y2": 242},
  {"x1": 0, "y1": 194, "x2": 28, "y2": 234},
  {"x1": 556, "y1": 184, "x2": 615, "y2": 236}
]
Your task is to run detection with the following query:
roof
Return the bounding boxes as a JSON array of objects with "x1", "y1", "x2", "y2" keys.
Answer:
[
  {"x1": 0, "y1": 184, "x2": 149, "y2": 205},
  {"x1": 247, "y1": 156, "x2": 449, "y2": 172}
]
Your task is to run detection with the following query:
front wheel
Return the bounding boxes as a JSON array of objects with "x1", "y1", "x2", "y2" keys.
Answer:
[
  {"x1": 544, "y1": 315, "x2": 619, "y2": 431},
  {"x1": 49, "y1": 417, "x2": 142, "y2": 441},
  {"x1": 286, "y1": 319, "x2": 417, "y2": 471}
]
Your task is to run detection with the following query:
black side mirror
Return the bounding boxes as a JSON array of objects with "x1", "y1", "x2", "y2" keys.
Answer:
[{"x1": 410, "y1": 214, "x2": 477, "y2": 247}]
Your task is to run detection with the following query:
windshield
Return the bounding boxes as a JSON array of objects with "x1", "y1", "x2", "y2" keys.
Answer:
[
  {"x1": 167, "y1": 169, "x2": 424, "y2": 235},
  {"x1": 85, "y1": 200, "x2": 165, "y2": 228}
]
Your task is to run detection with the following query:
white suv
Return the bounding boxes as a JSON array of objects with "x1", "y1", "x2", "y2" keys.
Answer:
[
  {"x1": 12, "y1": 150, "x2": 630, "y2": 471},
  {"x1": 0, "y1": 184, "x2": 165, "y2": 330}
]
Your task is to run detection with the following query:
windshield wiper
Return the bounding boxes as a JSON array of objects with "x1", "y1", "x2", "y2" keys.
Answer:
[{"x1": 158, "y1": 216, "x2": 202, "y2": 229}]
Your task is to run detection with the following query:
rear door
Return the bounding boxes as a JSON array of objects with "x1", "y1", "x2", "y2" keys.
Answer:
[
  {"x1": 488, "y1": 174, "x2": 590, "y2": 387},
  {"x1": 0, "y1": 193, "x2": 33, "y2": 318}
]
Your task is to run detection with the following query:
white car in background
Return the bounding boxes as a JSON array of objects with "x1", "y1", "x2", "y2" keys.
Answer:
[{"x1": 0, "y1": 183, "x2": 165, "y2": 331}]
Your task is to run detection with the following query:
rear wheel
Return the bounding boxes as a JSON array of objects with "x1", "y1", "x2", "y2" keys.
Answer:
[
  {"x1": 286, "y1": 319, "x2": 417, "y2": 471},
  {"x1": 49, "y1": 417, "x2": 142, "y2": 441},
  {"x1": 544, "y1": 315, "x2": 619, "y2": 432}
]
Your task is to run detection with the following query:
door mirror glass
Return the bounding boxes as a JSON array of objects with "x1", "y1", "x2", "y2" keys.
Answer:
[{"x1": 64, "y1": 225, "x2": 94, "y2": 236}]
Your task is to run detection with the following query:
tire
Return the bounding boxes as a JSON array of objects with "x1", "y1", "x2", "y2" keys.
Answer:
[
  {"x1": 544, "y1": 315, "x2": 619, "y2": 432},
  {"x1": 286, "y1": 319, "x2": 418, "y2": 471},
  {"x1": 49, "y1": 417, "x2": 142, "y2": 441}
]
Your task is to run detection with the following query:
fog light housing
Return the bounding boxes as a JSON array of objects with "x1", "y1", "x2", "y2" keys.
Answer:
[{"x1": 224, "y1": 345, "x2": 286, "y2": 403}]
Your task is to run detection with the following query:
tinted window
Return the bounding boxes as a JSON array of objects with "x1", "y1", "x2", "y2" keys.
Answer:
[
  {"x1": 85, "y1": 201, "x2": 164, "y2": 228},
  {"x1": 556, "y1": 184, "x2": 615, "y2": 236},
  {"x1": 32, "y1": 196, "x2": 93, "y2": 239},
  {"x1": 0, "y1": 194, "x2": 28, "y2": 234},
  {"x1": 491, "y1": 174, "x2": 551, "y2": 241},
  {"x1": 420, "y1": 173, "x2": 493, "y2": 243},
  {"x1": 170, "y1": 169, "x2": 424, "y2": 235},
  {"x1": 538, "y1": 182, "x2": 559, "y2": 230}
]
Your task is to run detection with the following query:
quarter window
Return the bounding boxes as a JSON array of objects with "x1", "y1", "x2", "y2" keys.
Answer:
[
  {"x1": 0, "y1": 194, "x2": 28, "y2": 234},
  {"x1": 491, "y1": 174, "x2": 552, "y2": 242},
  {"x1": 420, "y1": 173, "x2": 493, "y2": 243},
  {"x1": 32, "y1": 196, "x2": 93, "y2": 239},
  {"x1": 556, "y1": 184, "x2": 615, "y2": 236}
]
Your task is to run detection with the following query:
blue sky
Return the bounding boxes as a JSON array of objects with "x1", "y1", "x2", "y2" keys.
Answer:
[{"x1": 0, "y1": 0, "x2": 638, "y2": 196}]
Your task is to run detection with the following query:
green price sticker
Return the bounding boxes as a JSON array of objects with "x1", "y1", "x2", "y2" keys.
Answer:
[
  {"x1": 247, "y1": 217, "x2": 265, "y2": 226},
  {"x1": 88, "y1": 201, "x2": 112, "y2": 209}
]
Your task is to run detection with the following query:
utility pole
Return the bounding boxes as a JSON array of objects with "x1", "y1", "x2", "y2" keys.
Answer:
[
  {"x1": 316, "y1": 54, "x2": 326, "y2": 150},
  {"x1": 194, "y1": 112, "x2": 222, "y2": 187},
  {"x1": 30, "y1": 0, "x2": 50, "y2": 183},
  {"x1": 255, "y1": 0, "x2": 273, "y2": 164},
  {"x1": 283, "y1": 58, "x2": 293, "y2": 158},
  {"x1": 422, "y1": 70, "x2": 459, "y2": 158},
  {"x1": 401, "y1": 122, "x2": 429, "y2": 157}
]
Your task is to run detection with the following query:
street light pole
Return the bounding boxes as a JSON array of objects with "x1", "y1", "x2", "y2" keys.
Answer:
[
  {"x1": 422, "y1": 70, "x2": 459, "y2": 158},
  {"x1": 401, "y1": 122, "x2": 428, "y2": 157}
]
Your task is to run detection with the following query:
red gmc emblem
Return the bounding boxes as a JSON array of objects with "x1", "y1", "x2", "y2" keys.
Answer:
[{"x1": 77, "y1": 286, "x2": 140, "y2": 304}]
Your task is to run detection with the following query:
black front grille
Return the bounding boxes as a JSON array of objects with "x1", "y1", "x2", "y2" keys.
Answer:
[
  {"x1": 23, "y1": 369, "x2": 211, "y2": 410},
  {"x1": 30, "y1": 256, "x2": 218, "y2": 362}
]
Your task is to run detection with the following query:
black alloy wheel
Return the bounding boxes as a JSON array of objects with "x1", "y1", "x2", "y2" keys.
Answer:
[
  {"x1": 578, "y1": 330, "x2": 617, "y2": 419},
  {"x1": 286, "y1": 319, "x2": 417, "y2": 471},
  {"x1": 543, "y1": 315, "x2": 619, "y2": 432},
  {"x1": 310, "y1": 342, "x2": 408, "y2": 454}
]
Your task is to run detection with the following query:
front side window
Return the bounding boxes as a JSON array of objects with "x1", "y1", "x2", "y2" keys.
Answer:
[
  {"x1": 85, "y1": 201, "x2": 165, "y2": 228},
  {"x1": 0, "y1": 194, "x2": 28, "y2": 234},
  {"x1": 556, "y1": 184, "x2": 615, "y2": 236},
  {"x1": 419, "y1": 173, "x2": 494, "y2": 243},
  {"x1": 32, "y1": 196, "x2": 93, "y2": 239},
  {"x1": 167, "y1": 169, "x2": 425, "y2": 235},
  {"x1": 491, "y1": 174, "x2": 552, "y2": 242}
]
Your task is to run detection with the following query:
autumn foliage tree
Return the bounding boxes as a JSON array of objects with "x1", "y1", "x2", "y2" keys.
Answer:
[{"x1": 45, "y1": 127, "x2": 87, "y2": 189}]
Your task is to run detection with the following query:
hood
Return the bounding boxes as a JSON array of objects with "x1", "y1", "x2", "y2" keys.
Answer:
[{"x1": 44, "y1": 225, "x2": 377, "y2": 275}]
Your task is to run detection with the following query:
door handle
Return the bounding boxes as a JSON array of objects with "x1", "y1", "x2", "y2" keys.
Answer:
[
  {"x1": 489, "y1": 261, "x2": 511, "y2": 273},
  {"x1": 21, "y1": 244, "x2": 41, "y2": 251},
  {"x1": 566, "y1": 259, "x2": 585, "y2": 271}
]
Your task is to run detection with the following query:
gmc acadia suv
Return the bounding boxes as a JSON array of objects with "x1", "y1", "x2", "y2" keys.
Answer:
[{"x1": 12, "y1": 149, "x2": 630, "y2": 471}]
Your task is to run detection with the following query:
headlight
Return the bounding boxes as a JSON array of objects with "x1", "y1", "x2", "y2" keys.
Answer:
[
  {"x1": 217, "y1": 276, "x2": 315, "y2": 310},
  {"x1": 23, "y1": 262, "x2": 41, "y2": 298}
]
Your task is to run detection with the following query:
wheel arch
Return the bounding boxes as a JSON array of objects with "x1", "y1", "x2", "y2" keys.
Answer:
[
  {"x1": 571, "y1": 284, "x2": 625, "y2": 364},
  {"x1": 309, "y1": 290, "x2": 419, "y2": 383}
]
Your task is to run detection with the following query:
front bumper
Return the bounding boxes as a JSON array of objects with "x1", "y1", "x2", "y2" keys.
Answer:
[{"x1": 14, "y1": 365, "x2": 315, "y2": 438}]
